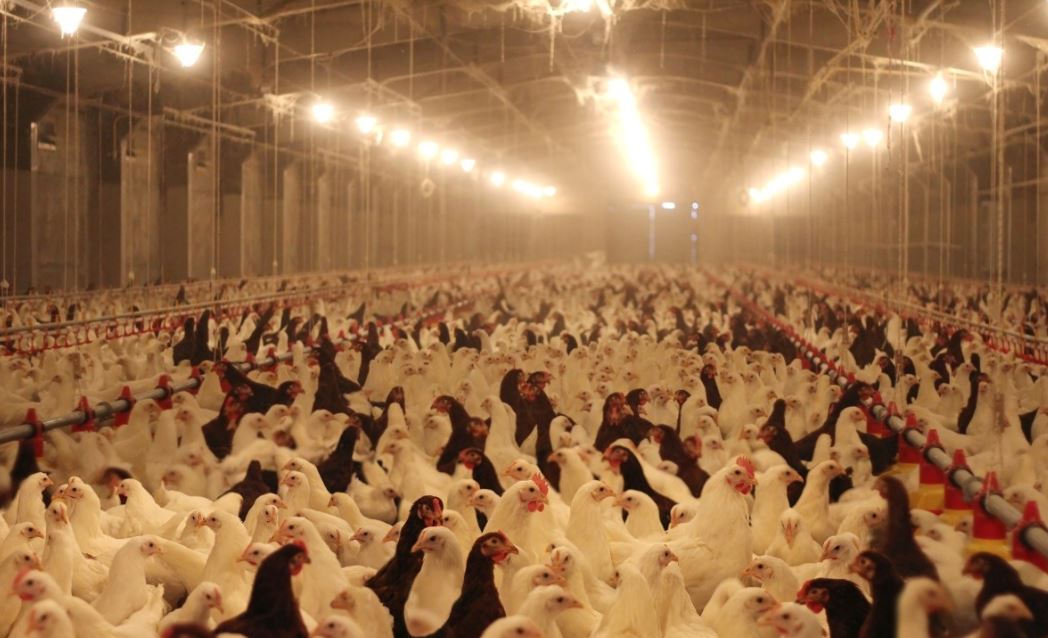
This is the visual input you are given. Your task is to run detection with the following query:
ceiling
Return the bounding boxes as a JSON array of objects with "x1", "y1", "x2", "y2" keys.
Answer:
[{"x1": 3, "y1": 0, "x2": 1048, "y2": 207}]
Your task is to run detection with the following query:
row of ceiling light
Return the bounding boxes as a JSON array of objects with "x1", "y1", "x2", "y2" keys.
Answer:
[
  {"x1": 309, "y1": 102, "x2": 556, "y2": 199},
  {"x1": 748, "y1": 44, "x2": 1004, "y2": 206},
  {"x1": 47, "y1": 5, "x2": 556, "y2": 201}
]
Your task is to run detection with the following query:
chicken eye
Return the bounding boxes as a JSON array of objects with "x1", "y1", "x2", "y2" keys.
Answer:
[{"x1": 556, "y1": 597, "x2": 565, "y2": 603}]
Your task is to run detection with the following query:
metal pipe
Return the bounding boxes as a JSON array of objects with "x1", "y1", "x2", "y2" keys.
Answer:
[
  {"x1": 781, "y1": 324, "x2": 1048, "y2": 563},
  {"x1": 707, "y1": 269, "x2": 1048, "y2": 563}
]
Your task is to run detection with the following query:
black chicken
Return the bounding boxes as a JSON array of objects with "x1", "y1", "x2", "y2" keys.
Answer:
[
  {"x1": 964, "y1": 552, "x2": 1048, "y2": 638},
  {"x1": 799, "y1": 578, "x2": 871, "y2": 638},
  {"x1": 367, "y1": 495, "x2": 444, "y2": 638},
  {"x1": 869, "y1": 475, "x2": 939, "y2": 580},
  {"x1": 851, "y1": 550, "x2": 904, "y2": 638},
  {"x1": 426, "y1": 532, "x2": 517, "y2": 638},
  {"x1": 648, "y1": 425, "x2": 708, "y2": 497},
  {"x1": 605, "y1": 444, "x2": 676, "y2": 529},
  {"x1": 315, "y1": 423, "x2": 361, "y2": 493},
  {"x1": 223, "y1": 460, "x2": 276, "y2": 520},
  {"x1": 213, "y1": 543, "x2": 310, "y2": 638}
]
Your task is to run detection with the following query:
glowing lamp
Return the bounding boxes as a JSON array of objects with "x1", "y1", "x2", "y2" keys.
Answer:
[
  {"x1": 355, "y1": 115, "x2": 377, "y2": 135},
  {"x1": 418, "y1": 141, "x2": 439, "y2": 160},
  {"x1": 172, "y1": 41, "x2": 205, "y2": 68},
  {"x1": 888, "y1": 103, "x2": 912, "y2": 123},
  {"x1": 440, "y1": 149, "x2": 459, "y2": 166},
  {"x1": 930, "y1": 73, "x2": 948, "y2": 105},
  {"x1": 311, "y1": 102, "x2": 334, "y2": 124},
  {"x1": 390, "y1": 129, "x2": 411, "y2": 147},
  {"x1": 974, "y1": 46, "x2": 1003, "y2": 73},
  {"x1": 52, "y1": 6, "x2": 86, "y2": 36}
]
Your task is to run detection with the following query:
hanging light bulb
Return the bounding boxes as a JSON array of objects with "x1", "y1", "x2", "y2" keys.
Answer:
[
  {"x1": 490, "y1": 171, "x2": 506, "y2": 187},
  {"x1": 51, "y1": 5, "x2": 86, "y2": 37},
  {"x1": 861, "y1": 129, "x2": 883, "y2": 148},
  {"x1": 974, "y1": 46, "x2": 1003, "y2": 73},
  {"x1": 311, "y1": 101, "x2": 335, "y2": 124},
  {"x1": 418, "y1": 141, "x2": 439, "y2": 160},
  {"x1": 390, "y1": 128, "x2": 411, "y2": 147},
  {"x1": 172, "y1": 40, "x2": 205, "y2": 68},
  {"x1": 440, "y1": 149, "x2": 459, "y2": 166},
  {"x1": 355, "y1": 115, "x2": 377, "y2": 135},
  {"x1": 929, "y1": 73, "x2": 948, "y2": 105},
  {"x1": 460, "y1": 158, "x2": 476, "y2": 173},
  {"x1": 810, "y1": 149, "x2": 828, "y2": 166},
  {"x1": 840, "y1": 133, "x2": 859, "y2": 150},
  {"x1": 542, "y1": 185, "x2": 557, "y2": 197},
  {"x1": 888, "y1": 103, "x2": 912, "y2": 123}
]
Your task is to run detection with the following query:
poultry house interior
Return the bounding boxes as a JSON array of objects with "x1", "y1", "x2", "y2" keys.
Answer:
[{"x1": 1, "y1": 1, "x2": 1048, "y2": 637}]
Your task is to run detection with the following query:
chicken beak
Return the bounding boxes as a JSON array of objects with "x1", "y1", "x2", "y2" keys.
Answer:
[
  {"x1": 820, "y1": 546, "x2": 833, "y2": 561},
  {"x1": 612, "y1": 495, "x2": 627, "y2": 508},
  {"x1": 568, "y1": 598, "x2": 584, "y2": 610},
  {"x1": 214, "y1": 602, "x2": 224, "y2": 615},
  {"x1": 382, "y1": 528, "x2": 399, "y2": 543},
  {"x1": 350, "y1": 529, "x2": 368, "y2": 543},
  {"x1": 410, "y1": 539, "x2": 427, "y2": 554}
]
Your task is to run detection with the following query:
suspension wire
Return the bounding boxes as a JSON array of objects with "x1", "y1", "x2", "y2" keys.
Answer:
[
  {"x1": 63, "y1": 40, "x2": 71, "y2": 292},
  {"x1": 212, "y1": 4, "x2": 221, "y2": 289},
  {"x1": 127, "y1": 0, "x2": 134, "y2": 286},
  {"x1": 1, "y1": 10, "x2": 8, "y2": 296},
  {"x1": 1037, "y1": 52, "x2": 1043, "y2": 287},
  {"x1": 12, "y1": 77, "x2": 18, "y2": 294},
  {"x1": 147, "y1": 65, "x2": 155, "y2": 284},
  {"x1": 272, "y1": 43, "x2": 279, "y2": 276},
  {"x1": 74, "y1": 30, "x2": 80, "y2": 294}
]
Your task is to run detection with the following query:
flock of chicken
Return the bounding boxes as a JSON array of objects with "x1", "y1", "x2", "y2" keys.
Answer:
[{"x1": 0, "y1": 265, "x2": 1045, "y2": 638}]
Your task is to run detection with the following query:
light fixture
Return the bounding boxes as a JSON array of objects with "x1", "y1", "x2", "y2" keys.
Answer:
[
  {"x1": 930, "y1": 73, "x2": 948, "y2": 105},
  {"x1": 512, "y1": 179, "x2": 542, "y2": 199},
  {"x1": 440, "y1": 149, "x2": 459, "y2": 166},
  {"x1": 51, "y1": 5, "x2": 86, "y2": 37},
  {"x1": 861, "y1": 128, "x2": 883, "y2": 148},
  {"x1": 974, "y1": 46, "x2": 1003, "y2": 73},
  {"x1": 490, "y1": 171, "x2": 506, "y2": 187},
  {"x1": 691, "y1": 202, "x2": 699, "y2": 210},
  {"x1": 172, "y1": 41, "x2": 205, "y2": 68},
  {"x1": 605, "y1": 76, "x2": 659, "y2": 199},
  {"x1": 390, "y1": 128, "x2": 412, "y2": 147},
  {"x1": 460, "y1": 158, "x2": 476, "y2": 173},
  {"x1": 661, "y1": 201, "x2": 676, "y2": 210},
  {"x1": 888, "y1": 103, "x2": 912, "y2": 123},
  {"x1": 747, "y1": 187, "x2": 765, "y2": 204},
  {"x1": 542, "y1": 185, "x2": 557, "y2": 197},
  {"x1": 311, "y1": 101, "x2": 335, "y2": 124},
  {"x1": 355, "y1": 115, "x2": 377, "y2": 135},
  {"x1": 840, "y1": 132, "x2": 859, "y2": 150},
  {"x1": 810, "y1": 149, "x2": 828, "y2": 166},
  {"x1": 418, "y1": 141, "x2": 439, "y2": 160}
]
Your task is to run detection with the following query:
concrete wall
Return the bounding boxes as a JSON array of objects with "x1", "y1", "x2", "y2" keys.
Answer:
[
  {"x1": 120, "y1": 118, "x2": 160, "y2": 286},
  {"x1": 187, "y1": 138, "x2": 216, "y2": 280}
]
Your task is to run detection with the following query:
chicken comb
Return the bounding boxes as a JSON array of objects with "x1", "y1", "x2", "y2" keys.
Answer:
[
  {"x1": 532, "y1": 472, "x2": 549, "y2": 497},
  {"x1": 736, "y1": 456, "x2": 756, "y2": 479},
  {"x1": 291, "y1": 539, "x2": 309, "y2": 555},
  {"x1": 796, "y1": 579, "x2": 811, "y2": 598}
]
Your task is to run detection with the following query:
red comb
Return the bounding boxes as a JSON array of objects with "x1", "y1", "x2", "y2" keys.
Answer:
[
  {"x1": 736, "y1": 456, "x2": 756, "y2": 479},
  {"x1": 532, "y1": 473, "x2": 549, "y2": 497}
]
